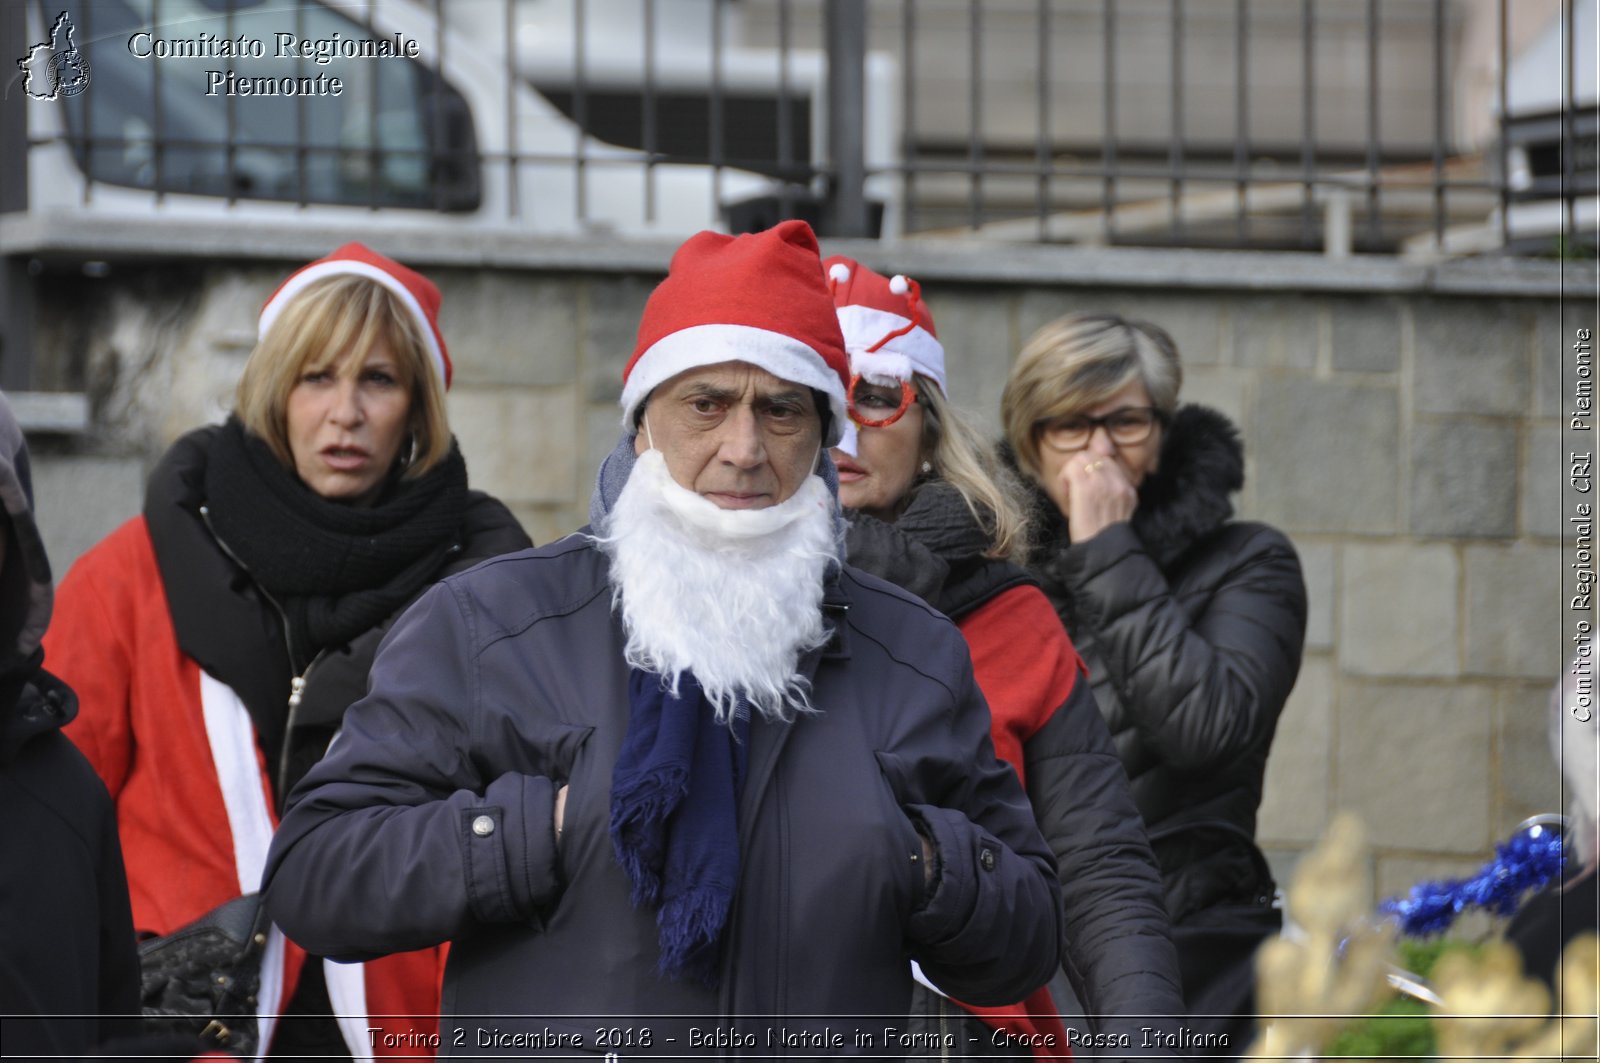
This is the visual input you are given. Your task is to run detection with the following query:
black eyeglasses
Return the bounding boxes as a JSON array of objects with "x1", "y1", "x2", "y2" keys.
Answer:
[{"x1": 1035, "y1": 407, "x2": 1165, "y2": 452}]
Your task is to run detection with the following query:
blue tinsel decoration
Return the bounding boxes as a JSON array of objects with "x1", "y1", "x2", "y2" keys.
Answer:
[{"x1": 1379, "y1": 824, "x2": 1567, "y2": 937}]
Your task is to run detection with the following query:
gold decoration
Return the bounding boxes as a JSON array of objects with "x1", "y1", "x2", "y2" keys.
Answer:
[
  {"x1": 1435, "y1": 933, "x2": 1598, "y2": 1063},
  {"x1": 1246, "y1": 813, "x2": 1395, "y2": 1061},
  {"x1": 1244, "y1": 813, "x2": 1599, "y2": 1062}
]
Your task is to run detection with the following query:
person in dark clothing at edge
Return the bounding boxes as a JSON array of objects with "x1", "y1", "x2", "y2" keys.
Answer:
[
  {"x1": 1506, "y1": 644, "x2": 1599, "y2": 994},
  {"x1": 1002, "y1": 313, "x2": 1308, "y2": 1052},
  {"x1": 822, "y1": 258, "x2": 1187, "y2": 1061},
  {"x1": 261, "y1": 220, "x2": 1063, "y2": 1057},
  {"x1": 45, "y1": 244, "x2": 531, "y2": 1061},
  {"x1": 0, "y1": 390, "x2": 141, "y2": 1061}
]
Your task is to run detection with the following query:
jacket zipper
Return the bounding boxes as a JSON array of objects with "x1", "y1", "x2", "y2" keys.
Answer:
[
  {"x1": 200, "y1": 504, "x2": 326, "y2": 796},
  {"x1": 277, "y1": 647, "x2": 331, "y2": 797}
]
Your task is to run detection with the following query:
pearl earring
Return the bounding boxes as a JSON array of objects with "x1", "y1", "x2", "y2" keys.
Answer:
[{"x1": 920, "y1": 460, "x2": 933, "y2": 474}]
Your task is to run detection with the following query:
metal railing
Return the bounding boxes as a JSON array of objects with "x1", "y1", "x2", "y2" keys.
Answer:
[
  {"x1": 4, "y1": 0, "x2": 1597, "y2": 256},
  {"x1": 881, "y1": 0, "x2": 1593, "y2": 256}
]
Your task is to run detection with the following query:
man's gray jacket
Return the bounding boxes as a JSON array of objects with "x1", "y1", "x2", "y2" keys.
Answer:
[{"x1": 262, "y1": 534, "x2": 1062, "y2": 1056}]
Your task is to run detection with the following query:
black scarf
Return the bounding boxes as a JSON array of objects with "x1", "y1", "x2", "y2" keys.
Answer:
[
  {"x1": 203, "y1": 417, "x2": 468, "y2": 668},
  {"x1": 844, "y1": 481, "x2": 1033, "y2": 622}
]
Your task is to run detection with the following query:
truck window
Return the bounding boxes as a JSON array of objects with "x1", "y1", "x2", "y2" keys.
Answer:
[
  {"x1": 533, "y1": 87, "x2": 812, "y2": 180},
  {"x1": 39, "y1": 0, "x2": 480, "y2": 211}
]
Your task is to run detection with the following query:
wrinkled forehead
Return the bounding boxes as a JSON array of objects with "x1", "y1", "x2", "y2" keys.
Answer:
[{"x1": 649, "y1": 361, "x2": 819, "y2": 412}]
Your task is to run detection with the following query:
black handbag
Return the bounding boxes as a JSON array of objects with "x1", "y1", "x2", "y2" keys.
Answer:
[{"x1": 137, "y1": 892, "x2": 269, "y2": 1056}]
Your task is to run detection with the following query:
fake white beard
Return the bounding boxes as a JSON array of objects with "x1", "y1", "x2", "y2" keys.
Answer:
[{"x1": 596, "y1": 449, "x2": 840, "y2": 724}]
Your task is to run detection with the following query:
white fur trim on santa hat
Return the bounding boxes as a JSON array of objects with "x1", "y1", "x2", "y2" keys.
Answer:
[
  {"x1": 853, "y1": 352, "x2": 915, "y2": 388},
  {"x1": 620, "y1": 324, "x2": 849, "y2": 446},
  {"x1": 258, "y1": 259, "x2": 448, "y2": 386},
  {"x1": 835, "y1": 304, "x2": 946, "y2": 394}
]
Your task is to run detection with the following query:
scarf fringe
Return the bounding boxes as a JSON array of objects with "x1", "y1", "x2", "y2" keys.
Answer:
[
  {"x1": 656, "y1": 884, "x2": 734, "y2": 985},
  {"x1": 609, "y1": 764, "x2": 689, "y2": 907}
]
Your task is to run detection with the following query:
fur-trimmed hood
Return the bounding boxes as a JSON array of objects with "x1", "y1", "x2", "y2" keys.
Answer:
[{"x1": 1025, "y1": 404, "x2": 1245, "y2": 569}]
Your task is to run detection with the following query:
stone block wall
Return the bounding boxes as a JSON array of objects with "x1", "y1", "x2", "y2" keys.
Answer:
[
  {"x1": 912, "y1": 266, "x2": 1589, "y2": 898},
  {"x1": 27, "y1": 241, "x2": 1594, "y2": 906}
]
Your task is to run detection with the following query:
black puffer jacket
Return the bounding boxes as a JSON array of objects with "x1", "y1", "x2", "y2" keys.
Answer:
[
  {"x1": 846, "y1": 486, "x2": 1186, "y2": 1051},
  {"x1": 1024, "y1": 405, "x2": 1307, "y2": 923}
]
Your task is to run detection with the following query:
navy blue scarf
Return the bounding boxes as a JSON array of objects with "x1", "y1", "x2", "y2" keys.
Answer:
[
  {"x1": 610, "y1": 670, "x2": 750, "y2": 985},
  {"x1": 591, "y1": 430, "x2": 839, "y2": 985}
]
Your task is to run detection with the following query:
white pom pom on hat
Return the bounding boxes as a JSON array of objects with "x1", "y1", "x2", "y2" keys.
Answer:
[{"x1": 821, "y1": 255, "x2": 946, "y2": 396}]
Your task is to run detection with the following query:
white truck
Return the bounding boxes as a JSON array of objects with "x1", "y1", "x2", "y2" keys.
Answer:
[{"x1": 16, "y1": 0, "x2": 777, "y2": 237}]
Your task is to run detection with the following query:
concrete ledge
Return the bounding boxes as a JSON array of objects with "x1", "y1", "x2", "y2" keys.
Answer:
[
  {"x1": 4, "y1": 211, "x2": 1595, "y2": 298},
  {"x1": 0, "y1": 212, "x2": 684, "y2": 274}
]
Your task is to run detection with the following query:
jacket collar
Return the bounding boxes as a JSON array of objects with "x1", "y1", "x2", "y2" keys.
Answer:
[
  {"x1": 0, "y1": 668, "x2": 74, "y2": 765},
  {"x1": 819, "y1": 574, "x2": 851, "y2": 659}
]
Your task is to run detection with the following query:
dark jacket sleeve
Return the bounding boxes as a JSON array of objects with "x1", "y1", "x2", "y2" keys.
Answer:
[
  {"x1": 261, "y1": 580, "x2": 561, "y2": 960},
  {"x1": 1056, "y1": 521, "x2": 1306, "y2": 771},
  {"x1": 1024, "y1": 681, "x2": 1185, "y2": 1054},
  {"x1": 900, "y1": 661, "x2": 1064, "y2": 1006}
]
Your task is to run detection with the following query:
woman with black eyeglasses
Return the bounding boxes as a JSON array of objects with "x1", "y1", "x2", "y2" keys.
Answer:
[{"x1": 1001, "y1": 312, "x2": 1308, "y2": 1050}]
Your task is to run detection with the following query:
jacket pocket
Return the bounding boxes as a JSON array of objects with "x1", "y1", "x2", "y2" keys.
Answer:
[
  {"x1": 874, "y1": 750, "x2": 929, "y2": 918},
  {"x1": 550, "y1": 726, "x2": 596, "y2": 898}
]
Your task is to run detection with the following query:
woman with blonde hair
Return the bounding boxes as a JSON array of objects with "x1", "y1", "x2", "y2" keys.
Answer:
[
  {"x1": 824, "y1": 259, "x2": 1185, "y2": 1059},
  {"x1": 1002, "y1": 312, "x2": 1307, "y2": 1045},
  {"x1": 45, "y1": 244, "x2": 531, "y2": 1060}
]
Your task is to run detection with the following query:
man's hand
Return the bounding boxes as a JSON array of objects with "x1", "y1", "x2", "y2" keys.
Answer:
[
  {"x1": 1059, "y1": 456, "x2": 1138, "y2": 543},
  {"x1": 554, "y1": 785, "x2": 568, "y2": 850}
]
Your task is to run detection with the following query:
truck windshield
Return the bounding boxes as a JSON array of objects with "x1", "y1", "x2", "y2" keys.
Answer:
[{"x1": 38, "y1": 0, "x2": 480, "y2": 211}]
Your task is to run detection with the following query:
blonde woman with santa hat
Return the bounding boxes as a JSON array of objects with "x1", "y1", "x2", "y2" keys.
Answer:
[
  {"x1": 825, "y1": 257, "x2": 1186, "y2": 1060},
  {"x1": 44, "y1": 244, "x2": 530, "y2": 1061}
]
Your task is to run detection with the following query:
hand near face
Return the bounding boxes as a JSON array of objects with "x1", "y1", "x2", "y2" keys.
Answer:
[
  {"x1": 1059, "y1": 455, "x2": 1139, "y2": 543},
  {"x1": 1036, "y1": 380, "x2": 1160, "y2": 542}
]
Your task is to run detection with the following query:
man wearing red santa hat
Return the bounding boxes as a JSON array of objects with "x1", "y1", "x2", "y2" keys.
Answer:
[{"x1": 262, "y1": 220, "x2": 1061, "y2": 1051}]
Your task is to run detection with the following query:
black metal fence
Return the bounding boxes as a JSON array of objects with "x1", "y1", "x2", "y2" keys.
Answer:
[
  {"x1": 5, "y1": 0, "x2": 1597, "y2": 256},
  {"x1": 877, "y1": 0, "x2": 1594, "y2": 255}
]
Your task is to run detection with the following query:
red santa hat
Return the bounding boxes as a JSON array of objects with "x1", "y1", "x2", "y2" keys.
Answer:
[
  {"x1": 822, "y1": 256, "x2": 945, "y2": 395},
  {"x1": 258, "y1": 242, "x2": 451, "y2": 388},
  {"x1": 622, "y1": 220, "x2": 850, "y2": 445}
]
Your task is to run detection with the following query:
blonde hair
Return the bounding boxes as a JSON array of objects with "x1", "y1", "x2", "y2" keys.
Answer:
[
  {"x1": 1001, "y1": 312, "x2": 1181, "y2": 482},
  {"x1": 234, "y1": 274, "x2": 450, "y2": 479},
  {"x1": 915, "y1": 377, "x2": 1030, "y2": 564}
]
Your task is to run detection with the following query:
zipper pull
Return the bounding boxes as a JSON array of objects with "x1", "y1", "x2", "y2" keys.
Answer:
[{"x1": 288, "y1": 674, "x2": 307, "y2": 710}]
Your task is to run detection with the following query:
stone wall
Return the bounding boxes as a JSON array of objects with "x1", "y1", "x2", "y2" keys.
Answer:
[{"x1": 26, "y1": 239, "x2": 1595, "y2": 904}]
